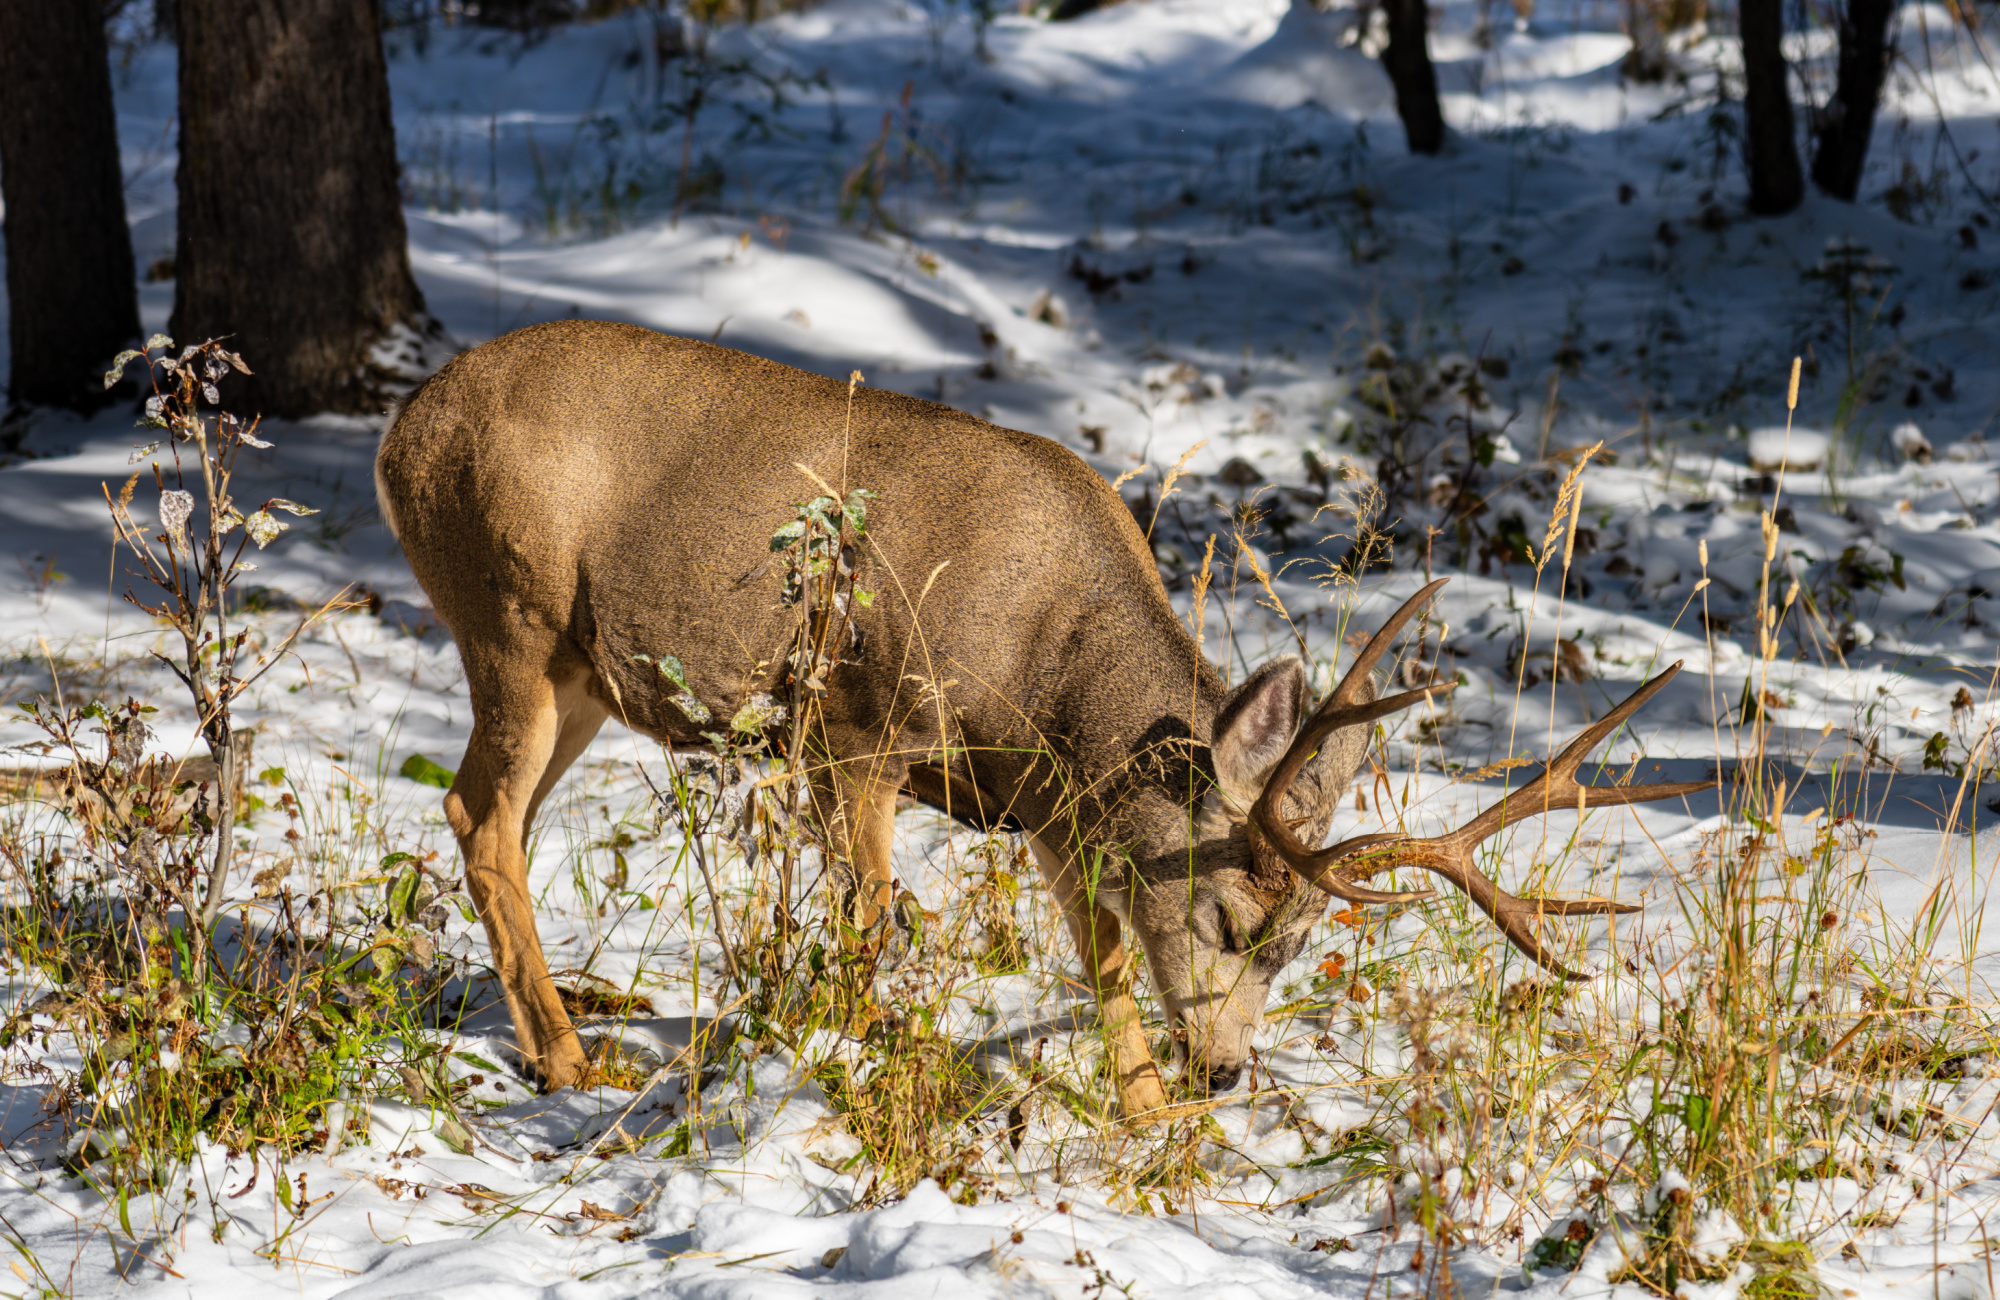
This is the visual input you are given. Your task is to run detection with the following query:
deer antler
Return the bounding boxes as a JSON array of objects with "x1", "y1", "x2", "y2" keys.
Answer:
[
  {"x1": 1250, "y1": 582, "x2": 1714, "y2": 978},
  {"x1": 1249, "y1": 579, "x2": 1456, "y2": 861}
]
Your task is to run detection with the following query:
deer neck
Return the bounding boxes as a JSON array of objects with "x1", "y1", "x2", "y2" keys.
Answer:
[{"x1": 1007, "y1": 596, "x2": 1231, "y2": 886}]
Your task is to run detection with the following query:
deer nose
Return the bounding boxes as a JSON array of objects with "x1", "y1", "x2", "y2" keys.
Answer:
[{"x1": 1202, "y1": 1062, "x2": 1243, "y2": 1094}]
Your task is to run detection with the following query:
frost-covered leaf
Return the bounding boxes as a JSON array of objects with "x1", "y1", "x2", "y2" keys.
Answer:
[
  {"x1": 144, "y1": 395, "x2": 165, "y2": 420},
  {"x1": 239, "y1": 430, "x2": 273, "y2": 449},
  {"x1": 770, "y1": 520, "x2": 806, "y2": 551},
  {"x1": 244, "y1": 510, "x2": 285, "y2": 548},
  {"x1": 843, "y1": 487, "x2": 877, "y2": 533},
  {"x1": 145, "y1": 333, "x2": 174, "y2": 352},
  {"x1": 729, "y1": 693, "x2": 786, "y2": 736},
  {"x1": 671, "y1": 691, "x2": 712, "y2": 724},
  {"x1": 158, "y1": 490, "x2": 194, "y2": 542},
  {"x1": 265, "y1": 498, "x2": 318, "y2": 517},
  {"x1": 656, "y1": 648, "x2": 696, "y2": 688},
  {"x1": 231, "y1": 561, "x2": 258, "y2": 573},
  {"x1": 127, "y1": 442, "x2": 161, "y2": 464},
  {"x1": 201, "y1": 382, "x2": 220, "y2": 405},
  {"x1": 222, "y1": 350, "x2": 251, "y2": 375},
  {"x1": 103, "y1": 350, "x2": 144, "y2": 389}
]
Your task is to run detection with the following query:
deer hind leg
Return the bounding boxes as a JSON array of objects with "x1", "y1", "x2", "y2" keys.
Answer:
[
  {"x1": 524, "y1": 671, "x2": 609, "y2": 837},
  {"x1": 1026, "y1": 834, "x2": 1168, "y2": 1119},
  {"x1": 808, "y1": 757, "x2": 905, "y2": 932},
  {"x1": 445, "y1": 656, "x2": 597, "y2": 1092}
]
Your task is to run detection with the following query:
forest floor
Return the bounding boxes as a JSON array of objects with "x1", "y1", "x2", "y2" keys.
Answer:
[{"x1": 5, "y1": 0, "x2": 2000, "y2": 1295}]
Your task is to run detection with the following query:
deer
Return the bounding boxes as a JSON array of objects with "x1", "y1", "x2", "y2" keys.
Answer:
[{"x1": 373, "y1": 319, "x2": 1711, "y2": 1118}]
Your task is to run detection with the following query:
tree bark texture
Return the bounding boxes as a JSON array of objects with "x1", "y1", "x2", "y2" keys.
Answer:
[
  {"x1": 0, "y1": 0, "x2": 141, "y2": 414},
  {"x1": 1382, "y1": 0, "x2": 1445, "y2": 155},
  {"x1": 172, "y1": 0, "x2": 427, "y2": 418},
  {"x1": 1810, "y1": 0, "x2": 1895, "y2": 200},
  {"x1": 1739, "y1": 0, "x2": 1804, "y2": 214}
]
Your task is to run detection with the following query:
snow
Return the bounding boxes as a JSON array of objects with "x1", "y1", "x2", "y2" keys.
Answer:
[
  {"x1": 1746, "y1": 426, "x2": 1831, "y2": 472},
  {"x1": 4, "y1": 0, "x2": 2000, "y2": 1294}
]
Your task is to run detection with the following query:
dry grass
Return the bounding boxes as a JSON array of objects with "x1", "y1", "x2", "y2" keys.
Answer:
[{"x1": 1, "y1": 355, "x2": 1995, "y2": 1290}]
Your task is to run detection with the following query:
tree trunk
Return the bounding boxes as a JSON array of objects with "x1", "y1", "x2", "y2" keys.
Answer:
[
  {"x1": 1622, "y1": 0, "x2": 1672, "y2": 82},
  {"x1": 1739, "y1": 0, "x2": 1804, "y2": 215},
  {"x1": 1382, "y1": 0, "x2": 1445, "y2": 155},
  {"x1": 172, "y1": 0, "x2": 428, "y2": 418},
  {"x1": 0, "y1": 0, "x2": 141, "y2": 415},
  {"x1": 1810, "y1": 0, "x2": 1895, "y2": 200}
]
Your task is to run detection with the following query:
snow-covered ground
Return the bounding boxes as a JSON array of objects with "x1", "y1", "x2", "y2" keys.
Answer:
[{"x1": 5, "y1": 0, "x2": 2000, "y2": 1294}]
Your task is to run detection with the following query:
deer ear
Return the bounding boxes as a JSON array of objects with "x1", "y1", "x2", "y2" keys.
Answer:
[{"x1": 1211, "y1": 657, "x2": 1308, "y2": 807}]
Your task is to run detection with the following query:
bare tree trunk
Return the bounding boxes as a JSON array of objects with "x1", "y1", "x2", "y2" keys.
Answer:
[
  {"x1": 1740, "y1": 0, "x2": 1804, "y2": 214},
  {"x1": 1810, "y1": 0, "x2": 1895, "y2": 200},
  {"x1": 1381, "y1": 0, "x2": 1445, "y2": 155},
  {"x1": 1622, "y1": 0, "x2": 1672, "y2": 82},
  {"x1": 172, "y1": 0, "x2": 429, "y2": 418},
  {"x1": 0, "y1": 0, "x2": 141, "y2": 415}
]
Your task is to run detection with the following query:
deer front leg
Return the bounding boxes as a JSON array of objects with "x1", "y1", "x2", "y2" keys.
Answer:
[
  {"x1": 809, "y1": 758, "x2": 904, "y2": 933},
  {"x1": 1026, "y1": 835, "x2": 1168, "y2": 1119}
]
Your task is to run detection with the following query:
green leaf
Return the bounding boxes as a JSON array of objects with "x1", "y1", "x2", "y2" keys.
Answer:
[
  {"x1": 399, "y1": 754, "x2": 455, "y2": 789},
  {"x1": 729, "y1": 694, "x2": 784, "y2": 736},
  {"x1": 843, "y1": 487, "x2": 876, "y2": 532},
  {"x1": 652, "y1": 653, "x2": 692, "y2": 693},
  {"x1": 1681, "y1": 1092, "x2": 1712, "y2": 1136},
  {"x1": 770, "y1": 520, "x2": 806, "y2": 552},
  {"x1": 387, "y1": 868, "x2": 421, "y2": 925},
  {"x1": 259, "y1": 765, "x2": 286, "y2": 785}
]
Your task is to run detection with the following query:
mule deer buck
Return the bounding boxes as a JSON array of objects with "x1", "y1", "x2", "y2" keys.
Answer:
[{"x1": 375, "y1": 320, "x2": 1709, "y2": 1116}]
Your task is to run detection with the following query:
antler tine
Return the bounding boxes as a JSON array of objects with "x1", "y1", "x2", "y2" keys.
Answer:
[
  {"x1": 1292, "y1": 664, "x2": 1710, "y2": 879},
  {"x1": 1352, "y1": 837, "x2": 1625, "y2": 978},
  {"x1": 1284, "y1": 662, "x2": 1713, "y2": 979},
  {"x1": 1328, "y1": 578, "x2": 1453, "y2": 707},
  {"x1": 1452, "y1": 661, "x2": 1712, "y2": 847},
  {"x1": 1251, "y1": 580, "x2": 1453, "y2": 867}
]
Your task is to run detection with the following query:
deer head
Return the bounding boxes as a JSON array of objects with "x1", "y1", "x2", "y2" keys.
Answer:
[{"x1": 1125, "y1": 579, "x2": 1711, "y2": 1093}]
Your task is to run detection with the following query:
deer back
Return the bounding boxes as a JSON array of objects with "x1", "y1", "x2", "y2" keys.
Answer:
[{"x1": 375, "y1": 319, "x2": 1223, "y2": 831}]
